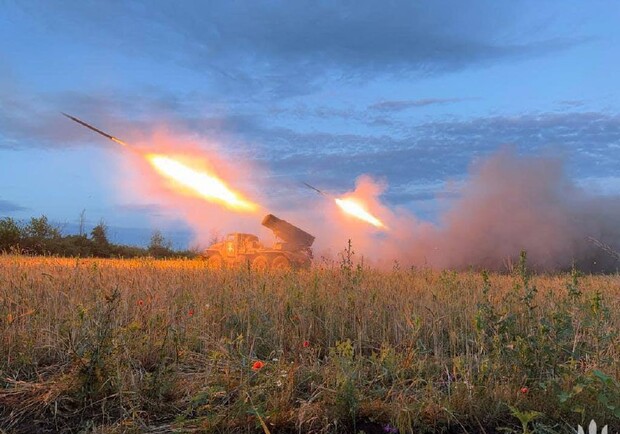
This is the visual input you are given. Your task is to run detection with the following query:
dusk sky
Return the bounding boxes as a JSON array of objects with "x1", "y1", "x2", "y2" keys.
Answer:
[{"x1": 1, "y1": 1, "x2": 619, "y2": 248}]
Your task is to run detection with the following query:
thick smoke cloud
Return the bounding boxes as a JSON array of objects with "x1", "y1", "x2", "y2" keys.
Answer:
[{"x1": 323, "y1": 149, "x2": 620, "y2": 272}]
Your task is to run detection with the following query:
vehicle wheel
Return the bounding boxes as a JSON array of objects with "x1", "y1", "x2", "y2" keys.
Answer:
[
  {"x1": 271, "y1": 255, "x2": 291, "y2": 270},
  {"x1": 206, "y1": 254, "x2": 223, "y2": 269},
  {"x1": 252, "y1": 255, "x2": 269, "y2": 271}
]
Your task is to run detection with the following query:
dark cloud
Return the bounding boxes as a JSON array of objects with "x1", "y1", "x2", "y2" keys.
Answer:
[
  {"x1": 244, "y1": 111, "x2": 620, "y2": 208},
  {"x1": 15, "y1": 1, "x2": 582, "y2": 98},
  {"x1": 558, "y1": 100, "x2": 586, "y2": 108},
  {"x1": 410, "y1": 111, "x2": 620, "y2": 177},
  {"x1": 368, "y1": 98, "x2": 472, "y2": 112},
  {"x1": 0, "y1": 199, "x2": 27, "y2": 213},
  {"x1": 268, "y1": 98, "x2": 475, "y2": 124},
  {"x1": 0, "y1": 87, "x2": 248, "y2": 150}
]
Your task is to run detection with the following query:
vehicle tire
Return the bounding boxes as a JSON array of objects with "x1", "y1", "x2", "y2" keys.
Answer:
[
  {"x1": 271, "y1": 255, "x2": 291, "y2": 271},
  {"x1": 206, "y1": 254, "x2": 223, "y2": 269},
  {"x1": 252, "y1": 255, "x2": 269, "y2": 271}
]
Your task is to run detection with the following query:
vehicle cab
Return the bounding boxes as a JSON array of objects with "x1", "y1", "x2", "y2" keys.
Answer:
[{"x1": 224, "y1": 233, "x2": 260, "y2": 257}]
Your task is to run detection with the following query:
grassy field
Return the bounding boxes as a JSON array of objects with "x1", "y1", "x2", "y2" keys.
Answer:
[{"x1": 0, "y1": 254, "x2": 619, "y2": 433}]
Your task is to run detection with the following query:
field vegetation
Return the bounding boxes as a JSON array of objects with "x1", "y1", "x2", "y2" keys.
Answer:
[{"x1": 0, "y1": 251, "x2": 619, "y2": 433}]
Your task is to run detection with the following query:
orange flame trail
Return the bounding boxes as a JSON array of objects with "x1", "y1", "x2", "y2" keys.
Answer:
[
  {"x1": 61, "y1": 114, "x2": 259, "y2": 213},
  {"x1": 146, "y1": 153, "x2": 259, "y2": 212},
  {"x1": 334, "y1": 197, "x2": 386, "y2": 229}
]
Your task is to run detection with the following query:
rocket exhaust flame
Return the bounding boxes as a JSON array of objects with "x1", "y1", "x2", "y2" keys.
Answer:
[
  {"x1": 334, "y1": 197, "x2": 386, "y2": 229},
  {"x1": 63, "y1": 113, "x2": 259, "y2": 213},
  {"x1": 146, "y1": 154, "x2": 258, "y2": 212},
  {"x1": 304, "y1": 182, "x2": 386, "y2": 229}
]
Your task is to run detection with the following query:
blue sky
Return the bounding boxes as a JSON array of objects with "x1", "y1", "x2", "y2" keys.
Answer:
[{"x1": 1, "y1": 1, "x2": 619, "y2": 247}]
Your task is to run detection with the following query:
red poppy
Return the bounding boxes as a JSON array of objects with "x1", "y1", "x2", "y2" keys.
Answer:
[
  {"x1": 303, "y1": 340, "x2": 310, "y2": 348},
  {"x1": 188, "y1": 309, "x2": 194, "y2": 317},
  {"x1": 520, "y1": 387, "x2": 529, "y2": 394},
  {"x1": 252, "y1": 361, "x2": 265, "y2": 371},
  {"x1": 137, "y1": 299, "x2": 144, "y2": 306}
]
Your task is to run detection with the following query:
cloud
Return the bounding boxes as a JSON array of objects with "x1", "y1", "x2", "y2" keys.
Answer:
[
  {"x1": 368, "y1": 98, "x2": 472, "y2": 112},
  {"x1": 0, "y1": 199, "x2": 27, "y2": 213},
  {"x1": 268, "y1": 98, "x2": 475, "y2": 124},
  {"x1": 409, "y1": 112, "x2": 620, "y2": 175},
  {"x1": 13, "y1": 1, "x2": 583, "y2": 98},
  {"x1": 0, "y1": 86, "x2": 249, "y2": 150},
  {"x1": 256, "y1": 111, "x2": 620, "y2": 193},
  {"x1": 558, "y1": 100, "x2": 586, "y2": 108}
]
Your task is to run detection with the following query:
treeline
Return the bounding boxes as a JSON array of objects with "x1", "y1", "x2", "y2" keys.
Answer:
[{"x1": 0, "y1": 215, "x2": 197, "y2": 258}]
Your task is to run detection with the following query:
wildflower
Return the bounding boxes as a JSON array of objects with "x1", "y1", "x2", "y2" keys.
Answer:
[
  {"x1": 188, "y1": 309, "x2": 194, "y2": 317},
  {"x1": 303, "y1": 340, "x2": 310, "y2": 348},
  {"x1": 520, "y1": 386, "x2": 529, "y2": 394},
  {"x1": 137, "y1": 299, "x2": 144, "y2": 306},
  {"x1": 252, "y1": 361, "x2": 265, "y2": 371}
]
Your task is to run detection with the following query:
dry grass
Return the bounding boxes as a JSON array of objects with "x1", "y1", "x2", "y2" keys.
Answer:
[{"x1": 0, "y1": 254, "x2": 619, "y2": 433}]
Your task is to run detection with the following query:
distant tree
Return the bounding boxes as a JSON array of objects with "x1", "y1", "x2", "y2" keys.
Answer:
[
  {"x1": 23, "y1": 215, "x2": 61, "y2": 254},
  {"x1": 90, "y1": 220, "x2": 111, "y2": 257},
  {"x1": 0, "y1": 217, "x2": 23, "y2": 251},
  {"x1": 111, "y1": 244, "x2": 148, "y2": 258},
  {"x1": 91, "y1": 221, "x2": 109, "y2": 245},
  {"x1": 148, "y1": 230, "x2": 174, "y2": 258},
  {"x1": 25, "y1": 215, "x2": 61, "y2": 240},
  {"x1": 57, "y1": 234, "x2": 92, "y2": 257}
]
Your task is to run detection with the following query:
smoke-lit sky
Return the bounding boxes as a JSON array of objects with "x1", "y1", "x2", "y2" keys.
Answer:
[{"x1": 1, "y1": 1, "x2": 619, "y2": 248}]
